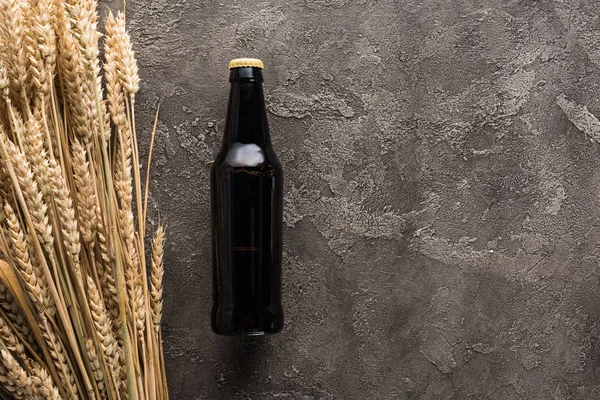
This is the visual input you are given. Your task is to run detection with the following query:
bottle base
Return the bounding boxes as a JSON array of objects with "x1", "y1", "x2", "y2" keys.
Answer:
[
  {"x1": 211, "y1": 327, "x2": 282, "y2": 337},
  {"x1": 212, "y1": 303, "x2": 283, "y2": 336}
]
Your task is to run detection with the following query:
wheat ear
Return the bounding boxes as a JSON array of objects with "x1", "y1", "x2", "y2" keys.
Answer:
[
  {"x1": 31, "y1": 365, "x2": 62, "y2": 400},
  {"x1": 27, "y1": 0, "x2": 56, "y2": 99},
  {"x1": 0, "y1": 349, "x2": 33, "y2": 399},
  {"x1": 103, "y1": 11, "x2": 127, "y2": 130},
  {"x1": 38, "y1": 313, "x2": 78, "y2": 398},
  {"x1": 48, "y1": 159, "x2": 83, "y2": 282},
  {"x1": 3, "y1": 202, "x2": 55, "y2": 316},
  {"x1": 86, "y1": 275, "x2": 122, "y2": 392},
  {"x1": 150, "y1": 225, "x2": 165, "y2": 335},
  {"x1": 84, "y1": 338, "x2": 108, "y2": 400},
  {"x1": 0, "y1": 313, "x2": 24, "y2": 363},
  {"x1": 22, "y1": 109, "x2": 52, "y2": 202},
  {"x1": 4, "y1": 137, "x2": 54, "y2": 255},
  {"x1": 95, "y1": 215, "x2": 120, "y2": 328},
  {"x1": 0, "y1": 0, "x2": 28, "y2": 97},
  {"x1": 72, "y1": 137, "x2": 97, "y2": 248},
  {"x1": 0, "y1": 282, "x2": 35, "y2": 349}
]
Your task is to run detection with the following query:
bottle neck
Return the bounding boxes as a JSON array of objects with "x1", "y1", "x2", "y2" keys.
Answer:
[{"x1": 224, "y1": 67, "x2": 270, "y2": 146}]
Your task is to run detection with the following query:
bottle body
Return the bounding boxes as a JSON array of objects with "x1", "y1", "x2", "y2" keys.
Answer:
[{"x1": 211, "y1": 63, "x2": 284, "y2": 335}]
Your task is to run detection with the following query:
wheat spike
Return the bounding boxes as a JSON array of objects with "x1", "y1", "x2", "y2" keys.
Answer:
[
  {"x1": 0, "y1": 363, "x2": 20, "y2": 399},
  {"x1": 38, "y1": 313, "x2": 77, "y2": 398},
  {"x1": 121, "y1": 208, "x2": 145, "y2": 343},
  {"x1": 95, "y1": 214, "x2": 120, "y2": 327},
  {"x1": 0, "y1": 313, "x2": 24, "y2": 363},
  {"x1": 31, "y1": 365, "x2": 62, "y2": 400},
  {"x1": 66, "y1": 0, "x2": 101, "y2": 138},
  {"x1": 27, "y1": 0, "x2": 56, "y2": 98},
  {"x1": 107, "y1": 11, "x2": 139, "y2": 96},
  {"x1": 0, "y1": 159, "x2": 14, "y2": 215},
  {"x1": 103, "y1": 11, "x2": 126, "y2": 134},
  {"x1": 0, "y1": 282, "x2": 35, "y2": 349},
  {"x1": 0, "y1": 349, "x2": 33, "y2": 399},
  {"x1": 4, "y1": 136, "x2": 54, "y2": 255},
  {"x1": 48, "y1": 159, "x2": 83, "y2": 281},
  {"x1": 86, "y1": 275, "x2": 122, "y2": 392},
  {"x1": 3, "y1": 202, "x2": 55, "y2": 316},
  {"x1": 84, "y1": 338, "x2": 108, "y2": 400},
  {"x1": 71, "y1": 137, "x2": 97, "y2": 248},
  {"x1": 56, "y1": 22, "x2": 89, "y2": 141},
  {"x1": 0, "y1": 0, "x2": 28, "y2": 97},
  {"x1": 150, "y1": 226, "x2": 165, "y2": 334},
  {"x1": 22, "y1": 108, "x2": 52, "y2": 200}
]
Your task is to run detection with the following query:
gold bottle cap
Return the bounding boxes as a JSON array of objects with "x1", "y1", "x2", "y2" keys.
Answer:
[{"x1": 228, "y1": 58, "x2": 264, "y2": 69}]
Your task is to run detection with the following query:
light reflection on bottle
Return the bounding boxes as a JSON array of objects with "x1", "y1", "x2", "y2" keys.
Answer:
[{"x1": 225, "y1": 143, "x2": 265, "y2": 167}]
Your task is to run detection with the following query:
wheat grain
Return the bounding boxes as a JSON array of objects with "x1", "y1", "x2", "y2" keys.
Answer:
[
  {"x1": 0, "y1": 60, "x2": 8, "y2": 97},
  {"x1": 0, "y1": 160, "x2": 14, "y2": 215}
]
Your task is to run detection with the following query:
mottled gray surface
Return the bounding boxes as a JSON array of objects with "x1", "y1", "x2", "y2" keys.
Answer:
[{"x1": 102, "y1": 0, "x2": 600, "y2": 398}]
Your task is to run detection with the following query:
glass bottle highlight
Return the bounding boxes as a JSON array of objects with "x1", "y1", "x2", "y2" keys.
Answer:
[{"x1": 211, "y1": 58, "x2": 284, "y2": 335}]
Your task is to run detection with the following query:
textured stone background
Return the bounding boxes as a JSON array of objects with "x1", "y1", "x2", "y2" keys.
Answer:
[{"x1": 102, "y1": 0, "x2": 600, "y2": 398}]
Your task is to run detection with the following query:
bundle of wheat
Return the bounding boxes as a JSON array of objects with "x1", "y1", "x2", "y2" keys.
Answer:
[{"x1": 0, "y1": 0, "x2": 167, "y2": 398}]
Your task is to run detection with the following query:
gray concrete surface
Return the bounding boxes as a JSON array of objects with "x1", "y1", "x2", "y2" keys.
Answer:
[{"x1": 102, "y1": 0, "x2": 600, "y2": 398}]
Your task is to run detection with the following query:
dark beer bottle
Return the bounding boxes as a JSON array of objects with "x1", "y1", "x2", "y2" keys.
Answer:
[{"x1": 211, "y1": 58, "x2": 284, "y2": 335}]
